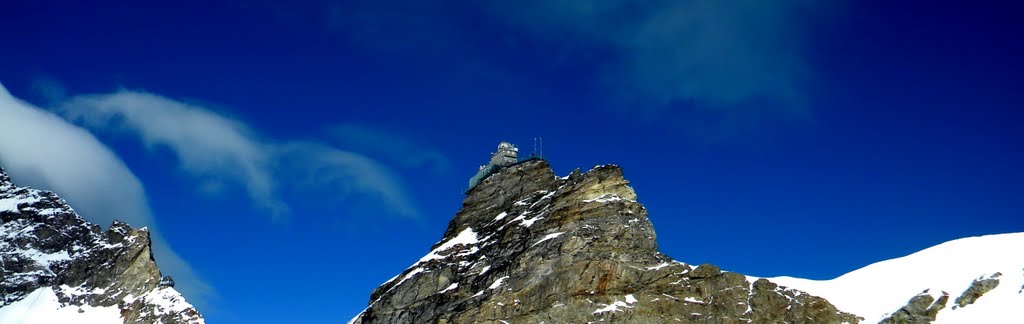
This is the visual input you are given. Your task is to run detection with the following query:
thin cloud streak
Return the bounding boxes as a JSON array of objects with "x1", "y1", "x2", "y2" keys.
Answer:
[
  {"x1": 328, "y1": 124, "x2": 451, "y2": 176},
  {"x1": 278, "y1": 142, "x2": 420, "y2": 219}
]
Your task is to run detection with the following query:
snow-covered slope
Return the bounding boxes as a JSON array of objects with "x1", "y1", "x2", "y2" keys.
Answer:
[
  {"x1": 769, "y1": 233, "x2": 1024, "y2": 323},
  {"x1": 0, "y1": 286, "x2": 122, "y2": 323}
]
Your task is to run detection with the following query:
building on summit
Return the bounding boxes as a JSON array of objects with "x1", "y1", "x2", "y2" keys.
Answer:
[{"x1": 468, "y1": 141, "x2": 519, "y2": 190}]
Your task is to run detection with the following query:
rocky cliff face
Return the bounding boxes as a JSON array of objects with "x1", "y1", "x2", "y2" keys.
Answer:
[
  {"x1": 0, "y1": 167, "x2": 203, "y2": 323},
  {"x1": 350, "y1": 160, "x2": 860, "y2": 323}
]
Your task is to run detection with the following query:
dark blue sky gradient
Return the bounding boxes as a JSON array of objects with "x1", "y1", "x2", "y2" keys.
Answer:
[{"x1": 2, "y1": 1, "x2": 1022, "y2": 323}]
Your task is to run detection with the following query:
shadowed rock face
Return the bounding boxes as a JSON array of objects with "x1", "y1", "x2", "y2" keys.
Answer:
[
  {"x1": 0, "y1": 167, "x2": 203, "y2": 323},
  {"x1": 351, "y1": 160, "x2": 860, "y2": 323}
]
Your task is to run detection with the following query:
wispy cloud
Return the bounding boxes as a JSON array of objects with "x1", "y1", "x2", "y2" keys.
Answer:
[
  {"x1": 59, "y1": 89, "x2": 420, "y2": 219},
  {"x1": 278, "y1": 142, "x2": 420, "y2": 219},
  {"x1": 328, "y1": 124, "x2": 451, "y2": 175},
  {"x1": 0, "y1": 83, "x2": 213, "y2": 307},
  {"x1": 297, "y1": 0, "x2": 837, "y2": 137},
  {"x1": 482, "y1": 0, "x2": 832, "y2": 112}
]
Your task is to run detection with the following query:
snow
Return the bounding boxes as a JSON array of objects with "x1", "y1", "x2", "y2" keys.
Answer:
[
  {"x1": 0, "y1": 196, "x2": 38, "y2": 213},
  {"x1": 59, "y1": 285, "x2": 106, "y2": 298},
  {"x1": 0, "y1": 287, "x2": 122, "y2": 324},
  {"x1": 438, "y1": 283, "x2": 458, "y2": 294},
  {"x1": 505, "y1": 213, "x2": 526, "y2": 225},
  {"x1": 529, "y1": 190, "x2": 558, "y2": 208},
  {"x1": 582, "y1": 194, "x2": 630, "y2": 203},
  {"x1": 592, "y1": 301, "x2": 629, "y2": 314},
  {"x1": 394, "y1": 268, "x2": 426, "y2": 288},
  {"x1": 768, "y1": 232, "x2": 1024, "y2": 323},
  {"x1": 592, "y1": 295, "x2": 638, "y2": 314},
  {"x1": 504, "y1": 211, "x2": 544, "y2": 228},
  {"x1": 471, "y1": 276, "x2": 510, "y2": 298},
  {"x1": 493, "y1": 212, "x2": 508, "y2": 221},
  {"x1": 134, "y1": 287, "x2": 200, "y2": 319},
  {"x1": 21, "y1": 248, "x2": 71, "y2": 267},
  {"x1": 479, "y1": 265, "x2": 491, "y2": 275},
  {"x1": 519, "y1": 216, "x2": 543, "y2": 227},
  {"x1": 418, "y1": 227, "x2": 479, "y2": 263},
  {"x1": 489, "y1": 276, "x2": 509, "y2": 290},
  {"x1": 531, "y1": 232, "x2": 564, "y2": 247},
  {"x1": 646, "y1": 262, "x2": 671, "y2": 270},
  {"x1": 683, "y1": 297, "x2": 705, "y2": 304},
  {"x1": 624, "y1": 294, "x2": 637, "y2": 304}
]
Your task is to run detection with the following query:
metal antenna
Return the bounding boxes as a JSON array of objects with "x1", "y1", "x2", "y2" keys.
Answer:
[
  {"x1": 533, "y1": 137, "x2": 538, "y2": 158},
  {"x1": 539, "y1": 137, "x2": 543, "y2": 159}
]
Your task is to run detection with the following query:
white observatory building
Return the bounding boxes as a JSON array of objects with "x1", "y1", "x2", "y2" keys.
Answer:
[{"x1": 468, "y1": 141, "x2": 520, "y2": 189}]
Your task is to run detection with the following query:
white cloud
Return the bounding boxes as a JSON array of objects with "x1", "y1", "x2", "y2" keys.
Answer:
[
  {"x1": 0, "y1": 84, "x2": 212, "y2": 307},
  {"x1": 61, "y1": 91, "x2": 286, "y2": 216},
  {"x1": 60, "y1": 89, "x2": 419, "y2": 219}
]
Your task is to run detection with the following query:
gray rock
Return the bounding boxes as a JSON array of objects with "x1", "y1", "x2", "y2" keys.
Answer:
[
  {"x1": 351, "y1": 160, "x2": 860, "y2": 323},
  {"x1": 879, "y1": 290, "x2": 948, "y2": 324},
  {"x1": 953, "y1": 273, "x2": 1000, "y2": 308},
  {"x1": 161, "y1": 275, "x2": 176, "y2": 288}
]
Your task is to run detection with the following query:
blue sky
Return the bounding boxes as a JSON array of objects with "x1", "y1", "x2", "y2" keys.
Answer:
[{"x1": 1, "y1": 1, "x2": 1022, "y2": 323}]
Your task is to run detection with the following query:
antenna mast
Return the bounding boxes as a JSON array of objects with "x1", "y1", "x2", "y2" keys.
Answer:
[{"x1": 533, "y1": 137, "x2": 538, "y2": 158}]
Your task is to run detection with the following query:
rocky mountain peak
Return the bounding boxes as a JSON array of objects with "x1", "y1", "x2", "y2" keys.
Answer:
[
  {"x1": 0, "y1": 164, "x2": 203, "y2": 323},
  {"x1": 351, "y1": 157, "x2": 859, "y2": 323}
]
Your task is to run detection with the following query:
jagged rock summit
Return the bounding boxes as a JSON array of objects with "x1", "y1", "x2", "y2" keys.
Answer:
[
  {"x1": 350, "y1": 155, "x2": 859, "y2": 323},
  {"x1": 0, "y1": 166, "x2": 203, "y2": 323}
]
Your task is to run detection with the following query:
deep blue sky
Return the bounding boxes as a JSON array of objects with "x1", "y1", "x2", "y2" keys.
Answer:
[{"x1": 2, "y1": 1, "x2": 1022, "y2": 323}]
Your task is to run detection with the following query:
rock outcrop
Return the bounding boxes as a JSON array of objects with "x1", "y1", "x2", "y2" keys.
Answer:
[
  {"x1": 879, "y1": 290, "x2": 949, "y2": 324},
  {"x1": 350, "y1": 160, "x2": 859, "y2": 323},
  {"x1": 953, "y1": 273, "x2": 1000, "y2": 309},
  {"x1": 0, "y1": 166, "x2": 203, "y2": 323}
]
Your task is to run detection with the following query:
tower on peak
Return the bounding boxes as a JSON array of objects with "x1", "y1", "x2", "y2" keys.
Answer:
[{"x1": 468, "y1": 141, "x2": 520, "y2": 190}]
